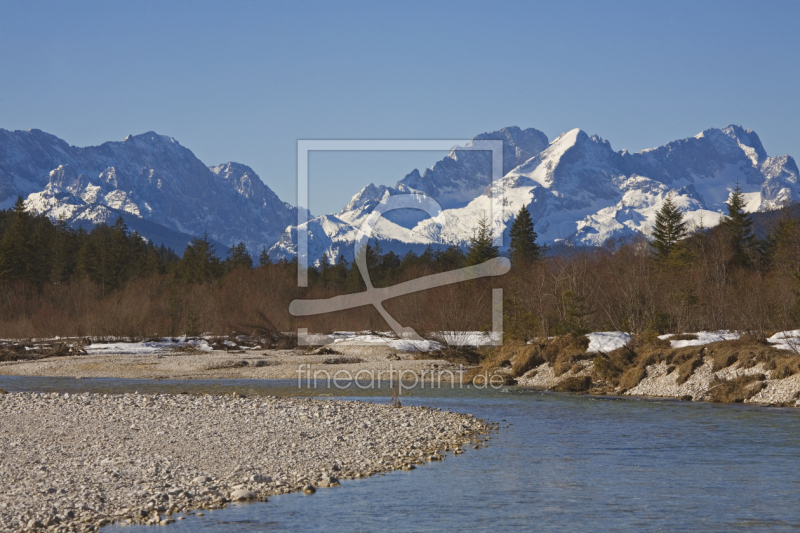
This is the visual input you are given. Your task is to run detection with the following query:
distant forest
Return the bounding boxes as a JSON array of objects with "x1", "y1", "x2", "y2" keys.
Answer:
[{"x1": 0, "y1": 188, "x2": 799, "y2": 341}]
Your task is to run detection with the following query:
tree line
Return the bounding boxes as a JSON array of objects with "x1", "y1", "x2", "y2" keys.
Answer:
[{"x1": 0, "y1": 187, "x2": 798, "y2": 340}]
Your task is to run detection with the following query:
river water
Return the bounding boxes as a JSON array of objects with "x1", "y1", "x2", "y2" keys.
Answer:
[{"x1": 2, "y1": 376, "x2": 799, "y2": 532}]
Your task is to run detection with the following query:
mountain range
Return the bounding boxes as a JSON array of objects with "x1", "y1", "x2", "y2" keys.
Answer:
[
  {"x1": 0, "y1": 129, "x2": 297, "y2": 254},
  {"x1": 1, "y1": 125, "x2": 797, "y2": 261}
]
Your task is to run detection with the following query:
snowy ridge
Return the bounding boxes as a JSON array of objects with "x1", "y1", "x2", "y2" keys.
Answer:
[
  {"x1": 0, "y1": 129, "x2": 297, "y2": 254},
  {"x1": 270, "y1": 124, "x2": 799, "y2": 263},
  {"x1": 2, "y1": 124, "x2": 797, "y2": 262}
]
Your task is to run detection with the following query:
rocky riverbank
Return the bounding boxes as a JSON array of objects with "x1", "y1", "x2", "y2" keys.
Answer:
[
  {"x1": 514, "y1": 351, "x2": 800, "y2": 407},
  {"x1": 0, "y1": 392, "x2": 491, "y2": 532},
  {"x1": 476, "y1": 334, "x2": 800, "y2": 406}
]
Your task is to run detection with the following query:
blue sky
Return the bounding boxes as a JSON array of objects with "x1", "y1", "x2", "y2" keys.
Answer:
[{"x1": 2, "y1": 0, "x2": 799, "y2": 215}]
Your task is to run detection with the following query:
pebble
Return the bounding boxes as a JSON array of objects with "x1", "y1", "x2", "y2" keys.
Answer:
[{"x1": 0, "y1": 392, "x2": 489, "y2": 532}]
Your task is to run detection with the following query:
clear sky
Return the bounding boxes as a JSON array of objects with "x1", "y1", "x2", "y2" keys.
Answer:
[{"x1": 2, "y1": 0, "x2": 799, "y2": 215}]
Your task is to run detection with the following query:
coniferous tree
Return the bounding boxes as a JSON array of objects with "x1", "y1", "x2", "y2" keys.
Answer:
[
  {"x1": 332, "y1": 254, "x2": 349, "y2": 289},
  {"x1": 259, "y1": 248, "x2": 271, "y2": 267},
  {"x1": 50, "y1": 216, "x2": 76, "y2": 284},
  {"x1": 175, "y1": 233, "x2": 222, "y2": 283},
  {"x1": 30, "y1": 216, "x2": 57, "y2": 286},
  {"x1": 317, "y1": 252, "x2": 330, "y2": 286},
  {"x1": 225, "y1": 242, "x2": 253, "y2": 271},
  {"x1": 508, "y1": 205, "x2": 540, "y2": 264},
  {"x1": 651, "y1": 193, "x2": 688, "y2": 261},
  {"x1": 0, "y1": 197, "x2": 34, "y2": 283},
  {"x1": 465, "y1": 216, "x2": 499, "y2": 266},
  {"x1": 110, "y1": 217, "x2": 132, "y2": 286},
  {"x1": 435, "y1": 245, "x2": 466, "y2": 271},
  {"x1": 721, "y1": 182, "x2": 756, "y2": 267}
]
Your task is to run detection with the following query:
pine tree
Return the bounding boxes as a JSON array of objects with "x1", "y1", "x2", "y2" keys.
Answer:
[
  {"x1": 465, "y1": 216, "x2": 499, "y2": 266},
  {"x1": 508, "y1": 205, "x2": 540, "y2": 264},
  {"x1": 332, "y1": 254, "x2": 349, "y2": 289},
  {"x1": 225, "y1": 242, "x2": 253, "y2": 271},
  {"x1": 175, "y1": 233, "x2": 222, "y2": 283},
  {"x1": 0, "y1": 197, "x2": 34, "y2": 282},
  {"x1": 50, "y1": 215, "x2": 76, "y2": 284},
  {"x1": 259, "y1": 248, "x2": 271, "y2": 267},
  {"x1": 651, "y1": 193, "x2": 688, "y2": 261},
  {"x1": 30, "y1": 216, "x2": 57, "y2": 286},
  {"x1": 109, "y1": 217, "x2": 131, "y2": 287},
  {"x1": 435, "y1": 245, "x2": 466, "y2": 271},
  {"x1": 721, "y1": 182, "x2": 756, "y2": 267}
]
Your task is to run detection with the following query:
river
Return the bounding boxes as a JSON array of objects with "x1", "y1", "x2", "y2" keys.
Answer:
[{"x1": 2, "y1": 376, "x2": 799, "y2": 532}]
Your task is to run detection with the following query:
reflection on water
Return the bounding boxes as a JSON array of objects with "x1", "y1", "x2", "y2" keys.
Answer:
[{"x1": 3, "y1": 376, "x2": 800, "y2": 532}]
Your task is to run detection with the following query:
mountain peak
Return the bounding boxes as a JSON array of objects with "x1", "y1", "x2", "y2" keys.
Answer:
[{"x1": 471, "y1": 126, "x2": 550, "y2": 175}]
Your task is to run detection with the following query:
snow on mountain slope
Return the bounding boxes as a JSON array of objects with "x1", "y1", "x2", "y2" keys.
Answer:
[
  {"x1": 396, "y1": 126, "x2": 549, "y2": 210},
  {"x1": 0, "y1": 129, "x2": 297, "y2": 254},
  {"x1": 271, "y1": 124, "x2": 800, "y2": 263},
  {"x1": 4, "y1": 124, "x2": 796, "y2": 264}
]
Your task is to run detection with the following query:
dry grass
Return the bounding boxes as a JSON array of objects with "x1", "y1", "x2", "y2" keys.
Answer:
[
  {"x1": 708, "y1": 374, "x2": 767, "y2": 403},
  {"x1": 764, "y1": 357, "x2": 800, "y2": 379},
  {"x1": 627, "y1": 330, "x2": 671, "y2": 351},
  {"x1": 475, "y1": 336, "x2": 591, "y2": 380},
  {"x1": 619, "y1": 366, "x2": 647, "y2": 391},
  {"x1": 422, "y1": 346, "x2": 482, "y2": 366},
  {"x1": 676, "y1": 354, "x2": 704, "y2": 384},
  {"x1": 552, "y1": 376, "x2": 592, "y2": 392},
  {"x1": 543, "y1": 336, "x2": 591, "y2": 377},
  {"x1": 497, "y1": 341, "x2": 545, "y2": 378},
  {"x1": 711, "y1": 351, "x2": 739, "y2": 371},
  {"x1": 541, "y1": 335, "x2": 590, "y2": 363}
]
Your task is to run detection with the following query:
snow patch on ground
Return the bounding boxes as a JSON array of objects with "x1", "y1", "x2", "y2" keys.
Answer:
[
  {"x1": 84, "y1": 337, "x2": 212, "y2": 355},
  {"x1": 331, "y1": 333, "x2": 441, "y2": 353},
  {"x1": 658, "y1": 331, "x2": 740, "y2": 348},
  {"x1": 767, "y1": 330, "x2": 800, "y2": 352},
  {"x1": 308, "y1": 330, "x2": 498, "y2": 352},
  {"x1": 586, "y1": 332, "x2": 631, "y2": 353}
]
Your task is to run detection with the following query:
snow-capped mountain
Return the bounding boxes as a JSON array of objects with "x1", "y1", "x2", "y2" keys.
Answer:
[
  {"x1": 3, "y1": 124, "x2": 796, "y2": 263},
  {"x1": 269, "y1": 124, "x2": 799, "y2": 263},
  {"x1": 0, "y1": 129, "x2": 297, "y2": 254}
]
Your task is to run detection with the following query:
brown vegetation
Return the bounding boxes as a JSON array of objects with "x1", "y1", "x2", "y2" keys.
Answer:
[
  {"x1": 708, "y1": 374, "x2": 767, "y2": 403},
  {"x1": 552, "y1": 376, "x2": 592, "y2": 392}
]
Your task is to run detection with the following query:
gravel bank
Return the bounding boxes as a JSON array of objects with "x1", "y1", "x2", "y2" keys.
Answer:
[
  {"x1": 0, "y1": 392, "x2": 491, "y2": 532},
  {"x1": 0, "y1": 347, "x2": 459, "y2": 381}
]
